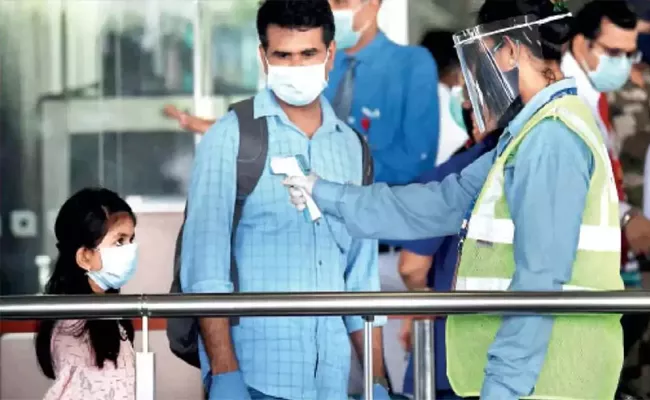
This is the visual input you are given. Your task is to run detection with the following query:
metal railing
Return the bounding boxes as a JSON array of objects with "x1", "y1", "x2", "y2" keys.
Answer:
[{"x1": 2, "y1": 291, "x2": 650, "y2": 400}]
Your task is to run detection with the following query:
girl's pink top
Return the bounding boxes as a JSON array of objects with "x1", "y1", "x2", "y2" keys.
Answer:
[{"x1": 43, "y1": 320, "x2": 136, "y2": 400}]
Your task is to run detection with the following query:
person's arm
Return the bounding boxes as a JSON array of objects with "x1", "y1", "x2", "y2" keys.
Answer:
[
  {"x1": 398, "y1": 250, "x2": 432, "y2": 290},
  {"x1": 380, "y1": 47, "x2": 440, "y2": 183},
  {"x1": 398, "y1": 235, "x2": 444, "y2": 290},
  {"x1": 180, "y1": 112, "x2": 239, "y2": 374},
  {"x1": 397, "y1": 237, "x2": 444, "y2": 349},
  {"x1": 163, "y1": 104, "x2": 216, "y2": 134},
  {"x1": 480, "y1": 120, "x2": 594, "y2": 399},
  {"x1": 311, "y1": 148, "x2": 495, "y2": 241},
  {"x1": 344, "y1": 236, "x2": 387, "y2": 380}
]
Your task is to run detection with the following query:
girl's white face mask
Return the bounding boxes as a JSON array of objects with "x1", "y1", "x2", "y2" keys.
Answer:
[
  {"x1": 87, "y1": 243, "x2": 138, "y2": 290},
  {"x1": 265, "y1": 52, "x2": 329, "y2": 107}
]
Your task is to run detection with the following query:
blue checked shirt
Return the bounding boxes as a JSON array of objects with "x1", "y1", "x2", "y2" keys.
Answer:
[{"x1": 180, "y1": 88, "x2": 385, "y2": 400}]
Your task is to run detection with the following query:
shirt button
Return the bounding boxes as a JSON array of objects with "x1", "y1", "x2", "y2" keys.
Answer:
[
  {"x1": 318, "y1": 260, "x2": 323, "y2": 266},
  {"x1": 348, "y1": 116, "x2": 356, "y2": 124}
]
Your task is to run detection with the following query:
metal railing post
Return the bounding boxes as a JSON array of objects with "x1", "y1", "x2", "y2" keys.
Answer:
[
  {"x1": 136, "y1": 316, "x2": 155, "y2": 400},
  {"x1": 413, "y1": 319, "x2": 436, "y2": 400},
  {"x1": 363, "y1": 316, "x2": 374, "y2": 400}
]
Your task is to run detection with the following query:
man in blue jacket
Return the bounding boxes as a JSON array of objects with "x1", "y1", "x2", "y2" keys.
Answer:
[{"x1": 326, "y1": 0, "x2": 439, "y2": 186}]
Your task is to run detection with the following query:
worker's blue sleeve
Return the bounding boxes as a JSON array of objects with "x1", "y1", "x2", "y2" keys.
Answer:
[{"x1": 312, "y1": 149, "x2": 495, "y2": 241}]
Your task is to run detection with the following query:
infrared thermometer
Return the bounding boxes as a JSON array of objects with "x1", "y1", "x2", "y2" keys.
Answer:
[{"x1": 270, "y1": 155, "x2": 322, "y2": 222}]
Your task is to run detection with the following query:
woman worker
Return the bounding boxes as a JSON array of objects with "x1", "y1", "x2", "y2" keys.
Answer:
[{"x1": 283, "y1": 0, "x2": 624, "y2": 399}]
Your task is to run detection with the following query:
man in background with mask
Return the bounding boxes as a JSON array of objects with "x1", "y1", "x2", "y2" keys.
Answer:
[
  {"x1": 326, "y1": 0, "x2": 439, "y2": 185},
  {"x1": 610, "y1": 0, "x2": 650, "y2": 222},
  {"x1": 562, "y1": 0, "x2": 650, "y2": 288},
  {"x1": 613, "y1": 3, "x2": 650, "y2": 398},
  {"x1": 180, "y1": 1, "x2": 388, "y2": 399}
]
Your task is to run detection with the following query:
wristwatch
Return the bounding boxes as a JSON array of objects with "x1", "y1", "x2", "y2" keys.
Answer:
[
  {"x1": 621, "y1": 208, "x2": 640, "y2": 229},
  {"x1": 373, "y1": 376, "x2": 389, "y2": 389}
]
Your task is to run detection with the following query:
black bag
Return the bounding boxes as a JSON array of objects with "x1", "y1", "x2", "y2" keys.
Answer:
[{"x1": 166, "y1": 97, "x2": 374, "y2": 368}]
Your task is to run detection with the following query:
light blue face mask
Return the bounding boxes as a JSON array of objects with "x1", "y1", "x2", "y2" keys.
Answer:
[
  {"x1": 449, "y1": 86, "x2": 466, "y2": 130},
  {"x1": 333, "y1": 4, "x2": 369, "y2": 50},
  {"x1": 87, "y1": 243, "x2": 138, "y2": 290},
  {"x1": 587, "y1": 54, "x2": 634, "y2": 93}
]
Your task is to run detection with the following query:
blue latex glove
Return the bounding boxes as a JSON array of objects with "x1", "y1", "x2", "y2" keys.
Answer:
[
  {"x1": 208, "y1": 370, "x2": 251, "y2": 400},
  {"x1": 361, "y1": 383, "x2": 391, "y2": 400}
]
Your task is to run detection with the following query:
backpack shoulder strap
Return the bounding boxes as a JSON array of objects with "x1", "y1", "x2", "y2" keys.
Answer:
[
  {"x1": 352, "y1": 129, "x2": 374, "y2": 185},
  {"x1": 228, "y1": 97, "x2": 268, "y2": 313},
  {"x1": 229, "y1": 98, "x2": 269, "y2": 200},
  {"x1": 166, "y1": 97, "x2": 267, "y2": 366}
]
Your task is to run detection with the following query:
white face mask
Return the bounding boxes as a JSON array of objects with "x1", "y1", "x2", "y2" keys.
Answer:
[
  {"x1": 87, "y1": 243, "x2": 138, "y2": 290},
  {"x1": 266, "y1": 52, "x2": 329, "y2": 107}
]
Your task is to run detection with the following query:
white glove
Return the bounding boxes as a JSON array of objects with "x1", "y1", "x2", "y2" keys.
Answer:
[{"x1": 282, "y1": 173, "x2": 319, "y2": 212}]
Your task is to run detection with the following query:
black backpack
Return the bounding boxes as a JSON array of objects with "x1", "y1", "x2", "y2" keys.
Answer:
[{"x1": 166, "y1": 97, "x2": 374, "y2": 368}]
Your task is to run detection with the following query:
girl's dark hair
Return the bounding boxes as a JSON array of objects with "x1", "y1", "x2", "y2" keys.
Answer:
[
  {"x1": 477, "y1": 0, "x2": 574, "y2": 62},
  {"x1": 35, "y1": 188, "x2": 136, "y2": 379}
]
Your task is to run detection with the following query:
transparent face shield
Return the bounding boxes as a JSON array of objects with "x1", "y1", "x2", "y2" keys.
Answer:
[{"x1": 453, "y1": 13, "x2": 571, "y2": 132}]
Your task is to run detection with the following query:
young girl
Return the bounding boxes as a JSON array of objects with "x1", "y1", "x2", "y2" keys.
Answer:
[{"x1": 35, "y1": 188, "x2": 139, "y2": 400}]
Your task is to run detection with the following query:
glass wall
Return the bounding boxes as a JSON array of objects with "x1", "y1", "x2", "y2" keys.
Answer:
[{"x1": 0, "y1": 0, "x2": 260, "y2": 295}]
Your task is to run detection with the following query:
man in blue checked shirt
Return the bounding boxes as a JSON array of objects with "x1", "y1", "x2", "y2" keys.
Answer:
[{"x1": 180, "y1": 1, "x2": 388, "y2": 400}]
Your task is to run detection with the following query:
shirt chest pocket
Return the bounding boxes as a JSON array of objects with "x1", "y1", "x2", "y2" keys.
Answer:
[{"x1": 240, "y1": 169, "x2": 303, "y2": 231}]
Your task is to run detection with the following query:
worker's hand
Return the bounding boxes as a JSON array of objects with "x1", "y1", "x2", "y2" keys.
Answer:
[
  {"x1": 282, "y1": 173, "x2": 319, "y2": 211},
  {"x1": 208, "y1": 371, "x2": 251, "y2": 400},
  {"x1": 624, "y1": 214, "x2": 650, "y2": 254},
  {"x1": 399, "y1": 317, "x2": 414, "y2": 351},
  {"x1": 361, "y1": 384, "x2": 391, "y2": 400}
]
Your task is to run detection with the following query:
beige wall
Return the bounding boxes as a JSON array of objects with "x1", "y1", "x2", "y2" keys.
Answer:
[{"x1": 123, "y1": 211, "x2": 184, "y2": 295}]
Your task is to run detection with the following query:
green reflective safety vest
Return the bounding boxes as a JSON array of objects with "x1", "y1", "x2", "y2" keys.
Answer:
[{"x1": 447, "y1": 95, "x2": 624, "y2": 400}]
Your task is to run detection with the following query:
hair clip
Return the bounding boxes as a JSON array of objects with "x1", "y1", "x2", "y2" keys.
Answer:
[{"x1": 553, "y1": 0, "x2": 569, "y2": 13}]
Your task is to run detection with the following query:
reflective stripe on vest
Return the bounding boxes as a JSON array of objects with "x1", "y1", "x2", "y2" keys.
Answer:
[
  {"x1": 455, "y1": 277, "x2": 593, "y2": 291},
  {"x1": 465, "y1": 215, "x2": 620, "y2": 252}
]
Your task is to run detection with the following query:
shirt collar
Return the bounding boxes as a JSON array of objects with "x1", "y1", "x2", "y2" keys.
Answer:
[
  {"x1": 505, "y1": 78, "x2": 578, "y2": 138},
  {"x1": 336, "y1": 30, "x2": 388, "y2": 64},
  {"x1": 253, "y1": 88, "x2": 343, "y2": 133}
]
